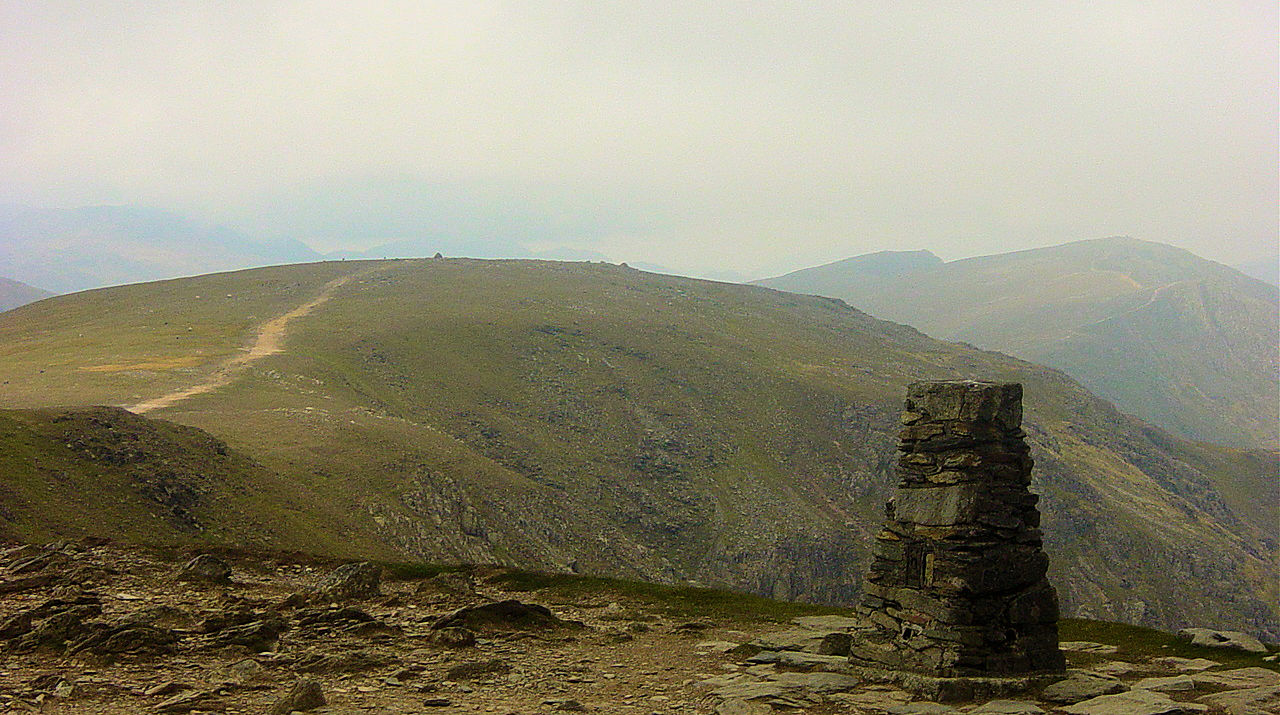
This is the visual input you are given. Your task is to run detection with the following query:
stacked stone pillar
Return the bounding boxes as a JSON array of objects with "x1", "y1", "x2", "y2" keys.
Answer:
[{"x1": 851, "y1": 380, "x2": 1065, "y2": 678}]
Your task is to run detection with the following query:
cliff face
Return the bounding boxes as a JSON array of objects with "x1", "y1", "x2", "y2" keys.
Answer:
[{"x1": 0, "y1": 259, "x2": 1274, "y2": 639}]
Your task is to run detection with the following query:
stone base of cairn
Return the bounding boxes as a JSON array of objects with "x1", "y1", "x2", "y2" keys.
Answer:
[{"x1": 849, "y1": 380, "x2": 1066, "y2": 681}]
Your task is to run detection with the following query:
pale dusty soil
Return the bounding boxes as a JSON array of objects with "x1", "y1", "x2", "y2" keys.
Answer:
[{"x1": 129, "y1": 269, "x2": 369, "y2": 414}]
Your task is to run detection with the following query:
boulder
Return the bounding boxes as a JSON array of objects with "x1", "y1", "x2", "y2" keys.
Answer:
[
  {"x1": 1176, "y1": 628, "x2": 1267, "y2": 654},
  {"x1": 429, "y1": 626, "x2": 477, "y2": 648},
  {"x1": 268, "y1": 678, "x2": 326, "y2": 715},
  {"x1": 314, "y1": 562, "x2": 382, "y2": 601},
  {"x1": 1196, "y1": 685, "x2": 1280, "y2": 715},
  {"x1": 222, "y1": 658, "x2": 268, "y2": 684},
  {"x1": 1059, "y1": 689, "x2": 1208, "y2": 715},
  {"x1": 199, "y1": 616, "x2": 287, "y2": 652},
  {"x1": 1041, "y1": 671, "x2": 1128, "y2": 704},
  {"x1": 175, "y1": 554, "x2": 232, "y2": 584},
  {"x1": 432, "y1": 599, "x2": 566, "y2": 631}
]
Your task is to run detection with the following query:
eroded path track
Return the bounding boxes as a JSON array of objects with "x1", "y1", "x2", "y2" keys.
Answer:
[{"x1": 130, "y1": 272, "x2": 360, "y2": 414}]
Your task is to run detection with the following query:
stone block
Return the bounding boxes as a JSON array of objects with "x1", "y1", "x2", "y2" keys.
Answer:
[{"x1": 905, "y1": 380, "x2": 1022, "y2": 429}]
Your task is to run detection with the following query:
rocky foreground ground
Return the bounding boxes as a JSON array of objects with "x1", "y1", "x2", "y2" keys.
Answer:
[{"x1": 0, "y1": 541, "x2": 1275, "y2": 715}]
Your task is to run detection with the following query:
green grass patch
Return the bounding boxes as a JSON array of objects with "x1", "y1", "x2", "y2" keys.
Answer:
[
  {"x1": 486, "y1": 568, "x2": 851, "y2": 623},
  {"x1": 1060, "y1": 618, "x2": 1278, "y2": 672},
  {"x1": 380, "y1": 561, "x2": 476, "y2": 580}
]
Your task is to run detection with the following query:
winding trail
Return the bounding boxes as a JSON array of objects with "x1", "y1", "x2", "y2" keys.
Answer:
[{"x1": 130, "y1": 272, "x2": 360, "y2": 414}]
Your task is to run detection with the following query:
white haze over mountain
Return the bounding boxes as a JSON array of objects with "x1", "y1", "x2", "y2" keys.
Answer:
[{"x1": 1, "y1": 2, "x2": 1275, "y2": 278}]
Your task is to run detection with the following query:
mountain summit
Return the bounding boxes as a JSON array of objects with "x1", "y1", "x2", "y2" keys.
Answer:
[{"x1": 758, "y1": 237, "x2": 1279, "y2": 450}]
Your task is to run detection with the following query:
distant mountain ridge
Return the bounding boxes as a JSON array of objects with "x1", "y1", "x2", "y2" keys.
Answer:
[
  {"x1": 756, "y1": 238, "x2": 1279, "y2": 450},
  {"x1": 0, "y1": 205, "x2": 321, "y2": 293},
  {"x1": 0, "y1": 277, "x2": 51, "y2": 312}
]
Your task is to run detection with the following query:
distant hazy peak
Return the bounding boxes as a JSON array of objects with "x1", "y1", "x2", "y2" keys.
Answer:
[
  {"x1": 759, "y1": 249, "x2": 942, "y2": 288},
  {"x1": 0, "y1": 276, "x2": 53, "y2": 313}
]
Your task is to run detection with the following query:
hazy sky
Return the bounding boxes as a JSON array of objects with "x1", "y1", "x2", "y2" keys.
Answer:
[{"x1": 2, "y1": 2, "x2": 1276, "y2": 277}]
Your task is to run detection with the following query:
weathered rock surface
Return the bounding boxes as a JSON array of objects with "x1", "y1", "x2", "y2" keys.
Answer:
[
  {"x1": 432, "y1": 599, "x2": 569, "y2": 631},
  {"x1": 1189, "y1": 667, "x2": 1280, "y2": 690},
  {"x1": 1149, "y1": 657, "x2": 1220, "y2": 673},
  {"x1": 313, "y1": 562, "x2": 381, "y2": 601},
  {"x1": 1059, "y1": 689, "x2": 1209, "y2": 715},
  {"x1": 1196, "y1": 685, "x2": 1280, "y2": 715},
  {"x1": 1130, "y1": 675, "x2": 1195, "y2": 692},
  {"x1": 175, "y1": 554, "x2": 232, "y2": 584},
  {"x1": 1040, "y1": 670, "x2": 1129, "y2": 704},
  {"x1": 267, "y1": 678, "x2": 326, "y2": 714},
  {"x1": 970, "y1": 699, "x2": 1046, "y2": 714},
  {"x1": 1176, "y1": 628, "x2": 1268, "y2": 654}
]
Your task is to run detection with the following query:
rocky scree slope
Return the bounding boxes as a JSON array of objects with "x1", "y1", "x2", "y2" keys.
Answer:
[
  {"x1": 0, "y1": 258, "x2": 1274, "y2": 639},
  {"x1": 0, "y1": 541, "x2": 1275, "y2": 714},
  {"x1": 757, "y1": 237, "x2": 1280, "y2": 450}
]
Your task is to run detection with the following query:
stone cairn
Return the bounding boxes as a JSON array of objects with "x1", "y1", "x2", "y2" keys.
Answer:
[{"x1": 850, "y1": 380, "x2": 1065, "y2": 678}]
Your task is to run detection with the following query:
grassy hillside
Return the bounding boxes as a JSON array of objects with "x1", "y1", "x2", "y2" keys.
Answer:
[
  {"x1": 0, "y1": 277, "x2": 51, "y2": 313},
  {"x1": 0, "y1": 258, "x2": 1274, "y2": 639},
  {"x1": 0, "y1": 406, "x2": 388, "y2": 557},
  {"x1": 758, "y1": 238, "x2": 1280, "y2": 450}
]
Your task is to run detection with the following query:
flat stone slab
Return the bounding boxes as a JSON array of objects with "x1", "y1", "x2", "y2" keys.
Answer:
[
  {"x1": 790, "y1": 615, "x2": 865, "y2": 630},
  {"x1": 1190, "y1": 667, "x2": 1280, "y2": 690},
  {"x1": 745, "y1": 650, "x2": 848, "y2": 669},
  {"x1": 1093, "y1": 661, "x2": 1147, "y2": 677},
  {"x1": 1060, "y1": 642, "x2": 1120, "y2": 654},
  {"x1": 767, "y1": 671, "x2": 861, "y2": 693},
  {"x1": 1041, "y1": 670, "x2": 1128, "y2": 704},
  {"x1": 970, "y1": 699, "x2": 1046, "y2": 715},
  {"x1": 1176, "y1": 629, "x2": 1268, "y2": 654},
  {"x1": 1059, "y1": 689, "x2": 1209, "y2": 715},
  {"x1": 828, "y1": 689, "x2": 913, "y2": 713},
  {"x1": 749, "y1": 628, "x2": 826, "y2": 652},
  {"x1": 695, "y1": 640, "x2": 741, "y2": 652},
  {"x1": 1196, "y1": 684, "x2": 1280, "y2": 715},
  {"x1": 1131, "y1": 675, "x2": 1195, "y2": 692},
  {"x1": 849, "y1": 666, "x2": 1060, "y2": 703},
  {"x1": 1148, "y1": 657, "x2": 1219, "y2": 673},
  {"x1": 709, "y1": 680, "x2": 818, "y2": 707}
]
